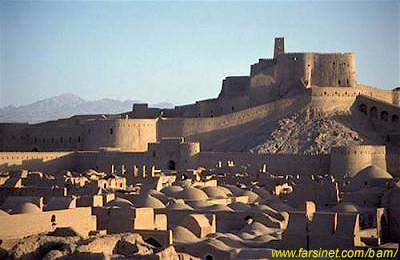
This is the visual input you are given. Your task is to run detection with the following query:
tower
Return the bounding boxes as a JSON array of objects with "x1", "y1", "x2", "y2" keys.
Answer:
[{"x1": 274, "y1": 37, "x2": 285, "y2": 58}]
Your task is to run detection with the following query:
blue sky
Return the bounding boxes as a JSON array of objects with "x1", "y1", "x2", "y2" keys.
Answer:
[{"x1": 0, "y1": 1, "x2": 399, "y2": 107}]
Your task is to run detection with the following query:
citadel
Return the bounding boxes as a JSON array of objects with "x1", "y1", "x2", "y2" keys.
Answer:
[{"x1": 0, "y1": 38, "x2": 399, "y2": 259}]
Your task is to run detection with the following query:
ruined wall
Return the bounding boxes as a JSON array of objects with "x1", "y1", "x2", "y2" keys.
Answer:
[
  {"x1": 329, "y1": 145, "x2": 387, "y2": 178},
  {"x1": 0, "y1": 152, "x2": 76, "y2": 173},
  {"x1": 75, "y1": 151, "x2": 150, "y2": 175},
  {"x1": 0, "y1": 207, "x2": 96, "y2": 239},
  {"x1": 190, "y1": 152, "x2": 331, "y2": 176}
]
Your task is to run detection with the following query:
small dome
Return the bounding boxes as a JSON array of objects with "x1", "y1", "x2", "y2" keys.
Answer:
[
  {"x1": 187, "y1": 200, "x2": 211, "y2": 209},
  {"x1": 241, "y1": 221, "x2": 274, "y2": 235},
  {"x1": 206, "y1": 204, "x2": 233, "y2": 212},
  {"x1": 176, "y1": 187, "x2": 208, "y2": 201},
  {"x1": 12, "y1": 202, "x2": 41, "y2": 214},
  {"x1": 222, "y1": 185, "x2": 244, "y2": 196},
  {"x1": 166, "y1": 200, "x2": 194, "y2": 210},
  {"x1": 135, "y1": 195, "x2": 165, "y2": 208},
  {"x1": 218, "y1": 186, "x2": 233, "y2": 197},
  {"x1": 202, "y1": 186, "x2": 229, "y2": 199},
  {"x1": 242, "y1": 191, "x2": 260, "y2": 204},
  {"x1": 228, "y1": 202, "x2": 251, "y2": 211},
  {"x1": 254, "y1": 234, "x2": 277, "y2": 242},
  {"x1": 106, "y1": 197, "x2": 134, "y2": 208},
  {"x1": 355, "y1": 166, "x2": 393, "y2": 180},
  {"x1": 160, "y1": 186, "x2": 184, "y2": 197},
  {"x1": 172, "y1": 226, "x2": 199, "y2": 243},
  {"x1": 253, "y1": 187, "x2": 275, "y2": 201}
]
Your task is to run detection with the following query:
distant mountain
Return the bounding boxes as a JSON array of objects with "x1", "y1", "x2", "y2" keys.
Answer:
[{"x1": 0, "y1": 93, "x2": 174, "y2": 123}]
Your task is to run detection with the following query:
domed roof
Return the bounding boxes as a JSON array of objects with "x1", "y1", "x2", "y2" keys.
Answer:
[
  {"x1": 254, "y1": 234, "x2": 277, "y2": 243},
  {"x1": 202, "y1": 186, "x2": 229, "y2": 199},
  {"x1": 166, "y1": 200, "x2": 194, "y2": 210},
  {"x1": 217, "y1": 186, "x2": 233, "y2": 197},
  {"x1": 253, "y1": 187, "x2": 275, "y2": 201},
  {"x1": 222, "y1": 185, "x2": 244, "y2": 196},
  {"x1": 333, "y1": 202, "x2": 359, "y2": 213},
  {"x1": 206, "y1": 204, "x2": 233, "y2": 212},
  {"x1": 176, "y1": 187, "x2": 208, "y2": 201},
  {"x1": 355, "y1": 166, "x2": 393, "y2": 180},
  {"x1": 187, "y1": 200, "x2": 211, "y2": 209},
  {"x1": 106, "y1": 197, "x2": 134, "y2": 208},
  {"x1": 228, "y1": 202, "x2": 251, "y2": 211},
  {"x1": 216, "y1": 236, "x2": 246, "y2": 248},
  {"x1": 13, "y1": 202, "x2": 41, "y2": 214},
  {"x1": 241, "y1": 221, "x2": 274, "y2": 235},
  {"x1": 135, "y1": 195, "x2": 165, "y2": 208},
  {"x1": 242, "y1": 191, "x2": 260, "y2": 204},
  {"x1": 160, "y1": 186, "x2": 184, "y2": 197},
  {"x1": 172, "y1": 226, "x2": 199, "y2": 243}
]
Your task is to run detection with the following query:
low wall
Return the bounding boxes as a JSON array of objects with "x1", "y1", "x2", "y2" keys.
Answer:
[
  {"x1": 0, "y1": 207, "x2": 96, "y2": 239},
  {"x1": 0, "y1": 152, "x2": 76, "y2": 173},
  {"x1": 75, "y1": 151, "x2": 150, "y2": 175},
  {"x1": 191, "y1": 152, "x2": 330, "y2": 176}
]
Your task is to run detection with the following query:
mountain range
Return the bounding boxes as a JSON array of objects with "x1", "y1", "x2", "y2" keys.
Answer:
[{"x1": 0, "y1": 93, "x2": 174, "y2": 124}]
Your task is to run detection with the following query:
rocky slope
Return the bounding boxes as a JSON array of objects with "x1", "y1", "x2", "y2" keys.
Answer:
[{"x1": 250, "y1": 108, "x2": 384, "y2": 155}]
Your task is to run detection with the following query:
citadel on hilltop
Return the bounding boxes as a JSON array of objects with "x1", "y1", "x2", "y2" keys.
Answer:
[
  {"x1": 0, "y1": 38, "x2": 399, "y2": 178},
  {"x1": 0, "y1": 38, "x2": 399, "y2": 258}
]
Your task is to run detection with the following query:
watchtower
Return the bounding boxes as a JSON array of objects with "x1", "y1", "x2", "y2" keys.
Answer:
[{"x1": 274, "y1": 37, "x2": 285, "y2": 58}]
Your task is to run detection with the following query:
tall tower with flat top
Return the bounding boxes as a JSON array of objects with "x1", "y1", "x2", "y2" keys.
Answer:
[{"x1": 274, "y1": 37, "x2": 285, "y2": 58}]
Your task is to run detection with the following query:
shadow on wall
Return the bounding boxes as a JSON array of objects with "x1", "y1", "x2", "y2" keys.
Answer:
[
  {"x1": 182, "y1": 97, "x2": 310, "y2": 152},
  {"x1": 0, "y1": 152, "x2": 77, "y2": 174}
]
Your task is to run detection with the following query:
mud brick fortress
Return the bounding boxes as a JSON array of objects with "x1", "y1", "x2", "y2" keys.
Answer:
[
  {"x1": 0, "y1": 38, "x2": 399, "y2": 178},
  {"x1": 0, "y1": 38, "x2": 399, "y2": 259}
]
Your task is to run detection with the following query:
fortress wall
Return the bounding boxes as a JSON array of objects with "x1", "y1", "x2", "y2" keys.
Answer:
[
  {"x1": 355, "y1": 95, "x2": 400, "y2": 134},
  {"x1": 309, "y1": 87, "x2": 359, "y2": 111},
  {"x1": 197, "y1": 98, "x2": 221, "y2": 117},
  {"x1": 75, "y1": 151, "x2": 150, "y2": 176},
  {"x1": 83, "y1": 119, "x2": 157, "y2": 152},
  {"x1": 276, "y1": 53, "x2": 309, "y2": 95},
  {"x1": 329, "y1": 145, "x2": 387, "y2": 178},
  {"x1": 27, "y1": 125, "x2": 83, "y2": 151},
  {"x1": 0, "y1": 152, "x2": 76, "y2": 173},
  {"x1": 310, "y1": 53, "x2": 356, "y2": 87},
  {"x1": 157, "y1": 95, "x2": 309, "y2": 139},
  {"x1": 219, "y1": 96, "x2": 250, "y2": 115},
  {"x1": 357, "y1": 84, "x2": 394, "y2": 104},
  {"x1": 191, "y1": 152, "x2": 330, "y2": 176},
  {"x1": 219, "y1": 76, "x2": 250, "y2": 99}
]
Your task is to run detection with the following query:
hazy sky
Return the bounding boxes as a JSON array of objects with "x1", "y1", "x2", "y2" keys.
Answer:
[{"x1": 1, "y1": 1, "x2": 399, "y2": 107}]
